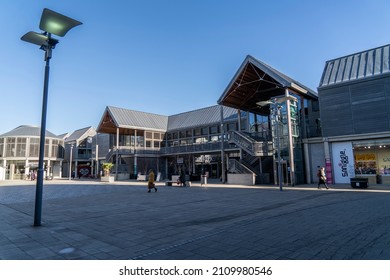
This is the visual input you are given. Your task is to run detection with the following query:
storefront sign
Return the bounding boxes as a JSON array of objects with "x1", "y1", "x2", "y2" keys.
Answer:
[{"x1": 331, "y1": 142, "x2": 355, "y2": 183}]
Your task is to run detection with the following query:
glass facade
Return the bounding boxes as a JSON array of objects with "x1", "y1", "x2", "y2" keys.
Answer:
[
  {"x1": 0, "y1": 135, "x2": 65, "y2": 180},
  {"x1": 353, "y1": 139, "x2": 390, "y2": 176}
]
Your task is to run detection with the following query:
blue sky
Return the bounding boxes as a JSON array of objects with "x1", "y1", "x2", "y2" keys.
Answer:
[{"x1": 1, "y1": 0, "x2": 390, "y2": 135}]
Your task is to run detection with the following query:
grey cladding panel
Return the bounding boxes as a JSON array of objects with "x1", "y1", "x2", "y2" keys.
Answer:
[{"x1": 320, "y1": 87, "x2": 354, "y2": 137}]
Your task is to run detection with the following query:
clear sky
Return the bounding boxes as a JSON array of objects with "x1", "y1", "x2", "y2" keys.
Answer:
[{"x1": 1, "y1": 0, "x2": 390, "y2": 135}]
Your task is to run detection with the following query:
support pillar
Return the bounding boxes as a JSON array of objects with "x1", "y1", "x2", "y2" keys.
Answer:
[
  {"x1": 115, "y1": 127, "x2": 119, "y2": 180},
  {"x1": 286, "y1": 89, "x2": 295, "y2": 186},
  {"x1": 220, "y1": 106, "x2": 226, "y2": 183}
]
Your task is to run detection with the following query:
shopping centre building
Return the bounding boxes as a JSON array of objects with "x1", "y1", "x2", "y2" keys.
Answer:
[
  {"x1": 2, "y1": 45, "x2": 390, "y2": 185},
  {"x1": 96, "y1": 55, "x2": 319, "y2": 185},
  {"x1": 316, "y1": 44, "x2": 390, "y2": 185}
]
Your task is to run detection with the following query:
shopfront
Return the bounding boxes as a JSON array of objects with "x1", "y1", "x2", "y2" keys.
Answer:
[{"x1": 331, "y1": 139, "x2": 390, "y2": 184}]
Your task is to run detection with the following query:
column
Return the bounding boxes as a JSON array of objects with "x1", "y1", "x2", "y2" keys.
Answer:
[
  {"x1": 237, "y1": 109, "x2": 243, "y2": 160},
  {"x1": 323, "y1": 139, "x2": 332, "y2": 184},
  {"x1": 285, "y1": 89, "x2": 295, "y2": 186},
  {"x1": 115, "y1": 127, "x2": 119, "y2": 180},
  {"x1": 220, "y1": 106, "x2": 226, "y2": 183}
]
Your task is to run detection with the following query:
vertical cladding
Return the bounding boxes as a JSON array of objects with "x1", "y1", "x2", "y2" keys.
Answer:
[
  {"x1": 319, "y1": 86, "x2": 354, "y2": 137},
  {"x1": 319, "y1": 44, "x2": 390, "y2": 88},
  {"x1": 319, "y1": 78, "x2": 390, "y2": 137}
]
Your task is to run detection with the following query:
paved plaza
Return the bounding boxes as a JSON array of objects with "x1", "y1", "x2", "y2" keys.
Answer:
[{"x1": 1, "y1": 179, "x2": 390, "y2": 260}]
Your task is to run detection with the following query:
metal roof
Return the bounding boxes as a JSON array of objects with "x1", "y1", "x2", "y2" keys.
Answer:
[
  {"x1": 97, "y1": 105, "x2": 244, "y2": 133},
  {"x1": 218, "y1": 55, "x2": 318, "y2": 115},
  {"x1": 319, "y1": 44, "x2": 390, "y2": 88},
  {"x1": 167, "y1": 105, "x2": 243, "y2": 131},
  {"x1": 105, "y1": 106, "x2": 168, "y2": 132},
  {"x1": 65, "y1": 126, "x2": 96, "y2": 143},
  {"x1": 0, "y1": 125, "x2": 60, "y2": 138}
]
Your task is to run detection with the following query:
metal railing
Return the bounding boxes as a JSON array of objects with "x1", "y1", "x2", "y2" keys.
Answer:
[
  {"x1": 160, "y1": 142, "x2": 232, "y2": 155},
  {"x1": 228, "y1": 158, "x2": 255, "y2": 175},
  {"x1": 228, "y1": 131, "x2": 273, "y2": 157}
]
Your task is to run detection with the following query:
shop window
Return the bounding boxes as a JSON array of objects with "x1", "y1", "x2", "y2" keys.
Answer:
[{"x1": 353, "y1": 140, "x2": 390, "y2": 175}]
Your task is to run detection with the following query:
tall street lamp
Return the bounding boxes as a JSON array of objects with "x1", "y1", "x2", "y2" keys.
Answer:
[
  {"x1": 21, "y1": 8, "x2": 82, "y2": 226},
  {"x1": 257, "y1": 94, "x2": 297, "y2": 191},
  {"x1": 68, "y1": 142, "x2": 75, "y2": 180}
]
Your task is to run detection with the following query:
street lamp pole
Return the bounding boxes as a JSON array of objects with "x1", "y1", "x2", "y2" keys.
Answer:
[
  {"x1": 21, "y1": 8, "x2": 82, "y2": 226},
  {"x1": 69, "y1": 143, "x2": 74, "y2": 180},
  {"x1": 33, "y1": 34, "x2": 52, "y2": 226}
]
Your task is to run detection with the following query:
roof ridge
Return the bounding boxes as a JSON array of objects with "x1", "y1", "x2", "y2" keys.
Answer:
[
  {"x1": 168, "y1": 104, "x2": 221, "y2": 117},
  {"x1": 325, "y1": 43, "x2": 390, "y2": 63},
  {"x1": 107, "y1": 105, "x2": 168, "y2": 118}
]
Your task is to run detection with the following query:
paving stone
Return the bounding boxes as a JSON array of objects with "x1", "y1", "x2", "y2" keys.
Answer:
[{"x1": 2, "y1": 180, "x2": 390, "y2": 259}]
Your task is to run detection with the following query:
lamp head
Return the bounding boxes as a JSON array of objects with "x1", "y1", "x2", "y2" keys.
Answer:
[
  {"x1": 256, "y1": 100, "x2": 273, "y2": 107},
  {"x1": 21, "y1": 31, "x2": 59, "y2": 48},
  {"x1": 39, "y1": 8, "x2": 82, "y2": 37}
]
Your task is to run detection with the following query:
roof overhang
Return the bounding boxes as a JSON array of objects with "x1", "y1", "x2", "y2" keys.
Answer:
[
  {"x1": 218, "y1": 55, "x2": 318, "y2": 115},
  {"x1": 97, "y1": 108, "x2": 118, "y2": 134}
]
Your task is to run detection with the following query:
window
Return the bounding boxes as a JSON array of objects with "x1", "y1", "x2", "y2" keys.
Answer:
[
  {"x1": 210, "y1": 126, "x2": 219, "y2": 134},
  {"x1": 153, "y1": 141, "x2": 160, "y2": 148},
  {"x1": 201, "y1": 127, "x2": 208, "y2": 135},
  {"x1": 153, "y1": 132, "x2": 161, "y2": 140},
  {"x1": 311, "y1": 100, "x2": 319, "y2": 112},
  {"x1": 194, "y1": 128, "x2": 201, "y2": 136},
  {"x1": 194, "y1": 137, "x2": 207, "y2": 144},
  {"x1": 145, "y1": 132, "x2": 153, "y2": 139},
  {"x1": 0, "y1": 138, "x2": 4, "y2": 157},
  {"x1": 44, "y1": 139, "x2": 50, "y2": 157},
  {"x1": 179, "y1": 131, "x2": 186, "y2": 138},
  {"x1": 186, "y1": 130, "x2": 193, "y2": 137},
  {"x1": 16, "y1": 138, "x2": 27, "y2": 157},
  {"x1": 29, "y1": 138, "x2": 39, "y2": 157},
  {"x1": 6, "y1": 138, "x2": 16, "y2": 157},
  {"x1": 146, "y1": 141, "x2": 152, "y2": 148}
]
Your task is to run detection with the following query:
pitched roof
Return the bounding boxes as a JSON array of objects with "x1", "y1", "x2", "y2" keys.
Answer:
[
  {"x1": 319, "y1": 44, "x2": 390, "y2": 88},
  {"x1": 97, "y1": 105, "x2": 243, "y2": 133},
  {"x1": 0, "y1": 125, "x2": 60, "y2": 138},
  {"x1": 106, "y1": 106, "x2": 168, "y2": 132},
  {"x1": 218, "y1": 55, "x2": 317, "y2": 114},
  {"x1": 65, "y1": 126, "x2": 96, "y2": 143},
  {"x1": 167, "y1": 105, "x2": 243, "y2": 131}
]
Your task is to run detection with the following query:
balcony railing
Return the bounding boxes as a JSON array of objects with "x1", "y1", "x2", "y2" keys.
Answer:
[{"x1": 160, "y1": 142, "x2": 233, "y2": 155}]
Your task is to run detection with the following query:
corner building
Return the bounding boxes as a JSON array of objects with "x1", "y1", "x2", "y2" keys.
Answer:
[{"x1": 317, "y1": 44, "x2": 390, "y2": 185}]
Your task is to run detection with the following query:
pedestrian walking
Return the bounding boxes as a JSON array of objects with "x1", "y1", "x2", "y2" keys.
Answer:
[
  {"x1": 147, "y1": 169, "x2": 157, "y2": 192},
  {"x1": 317, "y1": 166, "x2": 329, "y2": 189}
]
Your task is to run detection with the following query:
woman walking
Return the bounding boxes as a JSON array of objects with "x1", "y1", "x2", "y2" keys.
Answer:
[
  {"x1": 147, "y1": 169, "x2": 157, "y2": 192},
  {"x1": 317, "y1": 167, "x2": 329, "y2": 189}
]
